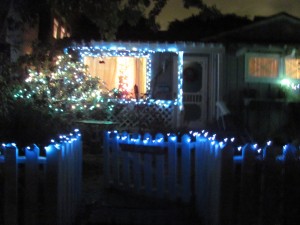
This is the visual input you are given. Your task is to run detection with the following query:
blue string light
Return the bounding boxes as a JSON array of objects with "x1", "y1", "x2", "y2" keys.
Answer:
[{"x1": 68, "y1": 43, "x2": 184, "y2": 110}]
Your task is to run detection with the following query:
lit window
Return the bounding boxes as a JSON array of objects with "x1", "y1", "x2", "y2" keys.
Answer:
[
  {"x1": 84, "y1": 56, "x2": 147, "y2": 99},
  {"x1": 53, "y1": 18, "x2": 59, "y2": 39},
  {"x1": 285, "y1": 58, "x2": 300, "y2": 79},
  {"x1": 60, "y1": 26, "x2": 65, "y2": 39},
  {"x1": 245, "y1": 53, "x2": 279, "y2": 82}
]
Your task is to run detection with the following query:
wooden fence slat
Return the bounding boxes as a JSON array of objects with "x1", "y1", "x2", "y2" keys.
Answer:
[
  {"x1": 111, "y1": 133, "x2": 120, "y2": 186},
  {"x1": 218, "y1": 144, "x2": 235, "y2": 225},
  {"x1": 283, "y1": 144, "x2": 300, "y2": 225},
  {"x1": 58, "y1": 142, "x2": 66, "y2": 225},
  {"x1": 103, "y1": 131, "x2": 111, "y2": 188},
  {"x1": 195, "y1": 136, "x2": 210, "y2": 222},
  {"x1": 260, "y1": 144, "x2": 283, "y2": 225},
  {"x1": 24, "y1": 145, "x2": 40, "y2": 225},
  {"x1": 1, "y1": 131, "x2": 81, "y2": 225},
  {"x1": 155, "y1": 133, "x2": 165, "y2": 198},
  {"x1": 239, "y1": 144, "x2": 261, "y2": 225},
  {"x1": 104, "y1": 130, "x2": 300, "y2": 225},
  {"x1": 207, "y1": 141, "x2": 221, "y2": 225},
  {"x1": 144, "y1": 153, "x2": 153, "y2": 195},
  {"x1": 133, "y1": 150, "x2": 142, "y2": 193},
  {"x1": 167, "y1": 134, "x2": 177, "y2": 200},
  {"x1": 181, "y1": 134, "x2": 191, "y2": 203},
  {"x1": 155, "y1": 153, "x2": 165, "y2": 198},
  {"x1": 45, "y1": 144, "x2": 59, "y2": 225},
  {"x1": 3, "y1": 144, "x2": 18, "y2": 225},
  {"x1": 143, "y1": 133, "x2": 154, "y2": 196}
]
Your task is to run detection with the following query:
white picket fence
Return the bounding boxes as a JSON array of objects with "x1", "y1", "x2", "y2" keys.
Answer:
[
  {"x1": 104, "y1": 130, "x2": 300, "y2": 225},
  {"x1": 0, "y1": 129, "x2": 82, "y2": 225}
]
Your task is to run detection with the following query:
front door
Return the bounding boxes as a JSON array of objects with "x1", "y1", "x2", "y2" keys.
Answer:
[{"x1": 182, "y1": 56, "x2": 208, "y2": 129}]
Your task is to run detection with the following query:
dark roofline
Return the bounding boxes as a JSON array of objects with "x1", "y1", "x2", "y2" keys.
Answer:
[{"x1": 201, "y1": 12, "x2": 300, "y2": 42}]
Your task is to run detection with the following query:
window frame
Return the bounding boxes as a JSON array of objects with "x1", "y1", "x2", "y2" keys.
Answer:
[
  {"x1": 245, "y1": 52, "x2": 281, "y2": 83},
  {"x1": 284, "y1": 56, "x2": 300, "y2": 81}
]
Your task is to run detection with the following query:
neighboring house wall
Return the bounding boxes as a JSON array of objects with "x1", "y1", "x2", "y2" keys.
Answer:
[
  {"x1": 4, "y1": 5, "x2": 70, "y2": 62},
  {"x1": 222, "y1": 44, "x2": 300, "y2": 141},
  {"x1": 203, "y1": 13, "x2": 300, "y2": 141}
]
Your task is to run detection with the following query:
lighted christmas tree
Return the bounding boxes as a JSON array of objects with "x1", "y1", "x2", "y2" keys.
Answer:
[
  {"x1": 14, "y1": 53, "x2": 115, "y2": 116},
  {"x1": 117, "y1": 57, "x2": 130, "y2": 99}
]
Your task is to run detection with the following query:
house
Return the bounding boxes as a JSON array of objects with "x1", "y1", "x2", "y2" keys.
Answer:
[
  {"x1": 0, "y1": 1, "x2": 71, "y2": 62},
  {"x1": 72, "y1": 12, "x2": 300, "y2": 140},
  {"x1": 4, "y1": 5, "x2": 300, "y2": 141},
  {"x1": 68, "y1": 41, "x2": 224, "y2": 132},
  {"x1": 203, "y1": 12, "x2": 300, "y2": 141}
]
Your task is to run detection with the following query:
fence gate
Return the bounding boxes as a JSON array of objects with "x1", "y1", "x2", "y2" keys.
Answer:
[{"x1": 182, "y1": 56, "x2": 208, "y2": 129}]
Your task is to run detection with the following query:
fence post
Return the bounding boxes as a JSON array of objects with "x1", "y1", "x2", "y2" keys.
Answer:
[
  {"x1": 218, "y1": 143, "x2": 235, "y2": 225},
  {"x1": 103, "y1": 131, "x2": 111, "y2": 188},
  {"x1": 132, "y1": 133, "x2": 142, "y2": 193},
  {"x1": 283, "y1": 144, "x2": 300, "y2": 225},
  {"x1": 73, "y1": 133, "x2": 82, "y2": 222},
  {"x1": 3, "y1": 144, "x2": 18, "y2": 225},
  {"x1": 239, "y1": 143, "x2": 261, "y2": 225},
  {"x1": 181, "y1": 134, "x2": 192, "y2": 203},
  {"x1": 111, "y1": 132, "x2": 121, "y2": 186},
  {"x1": 45, "y1": 144, "x2": 59, "y2": 225},
  {"x1": 154, "y1": 133, "x2": 165, "y2": 198},
  {"x1": 120, "y1": 132, "x2": 130, "y2": 190},
  {"x1": 167, "y1": 133, "x2": 177, "y2": 200},
  {"x1": 260, "y1": 143, "x2": 283, "y2": 225},
  {"x1": 206, "y1": 140, "x2": 222, "y2": 225},
  {"x1": 195, "y1": 136, "x2": 210, "y2": 223},
  {"x1": 24, "y1": 144, "x2": 40, "y2": 225},
  {"x1": 143, "y1": 133, "x2": 154, "y2": 196}
]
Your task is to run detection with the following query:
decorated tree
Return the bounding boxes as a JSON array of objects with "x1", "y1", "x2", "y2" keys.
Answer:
[{"x1": 14, "y1": 53, "x2": 115, "y2": 119}]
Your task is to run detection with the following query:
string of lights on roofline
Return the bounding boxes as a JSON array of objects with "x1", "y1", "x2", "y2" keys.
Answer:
[{"x1": 68, "y1": 44, "x2": 184, "y2": 110}]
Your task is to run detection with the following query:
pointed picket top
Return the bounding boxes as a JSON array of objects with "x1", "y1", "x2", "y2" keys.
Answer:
[{"x1": 283, "y1": 143, "x2": 298, "y2": 161}]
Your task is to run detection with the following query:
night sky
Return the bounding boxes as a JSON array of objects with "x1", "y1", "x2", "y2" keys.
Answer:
[{"x1": 157, "y1": 0, "x2": 300, "y2": 30}]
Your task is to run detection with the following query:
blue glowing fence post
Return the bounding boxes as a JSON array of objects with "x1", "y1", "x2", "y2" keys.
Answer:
[
  {"x1": 120, "y1": 132, "x2": 130, "y2": 190},
  {"x1": 143, "y1": 133, "x2": 153, "y2": 196},
  {"x1": 58, "y1": 140, "x2": 73, "y2": 225},
  {"x1": 283, "y1": 144, "x2": 300, "y2": 224},
  {"x1": 132, "y1": 133, "x2": 142, "y2": 193},
  {"x1": 57, "y1": 142, "x2": 65, "y2": 224},
  {"x1": 111, "y1": 132, "x2": 121, "y2": 186},
  {"x1": 208, "y1": 141, "x2": 221, "y2": 225},
  {"x1": 103, "y1": 131, "x2": 111, "y2": 188},
  {"x1": 24, "y1": 144, "x2": 40, "y2": 225},
  {"x1": 45, "y1": 144, "x2": 59, "y2": 225},
  {"x1": 195, "y1": 136, "x2": 211, "y2": 222},
  {"x1": 74, "y1": 133, "x2": 82, "y2": 221},
  {"x1": 239, "y1": 143, "x2": 261, "y2": 225},
  {"x1": 3, "y1": 144, "x2": 18, "y2": 225},
  {"x1": 260, "y1": 144, "x2": 283, "y2": 225},
  {"x1": 154, "y1": 133, "x2": 165, "y2": 198},
  {"x1": 167, "y1": 134, "x2": 177, "y2": 200},
  {"x1": 218, "y1": 143, "x2": 235, "y2": 225},
  {"x1": 181, "y1": 134, "x2": 192, "y2": 203}
]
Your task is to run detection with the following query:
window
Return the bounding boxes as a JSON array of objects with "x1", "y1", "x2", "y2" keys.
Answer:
[
  {"x1": 245, "y1": 53, "x2": 280, "y2": 82},
  {"x1": 285, "y1": 57, "x2": 300, "y2": 79},
  {"x1": 53, "y1": 18, "x2": 59, "y2": 39},
  {"x1": 60, "y1": 27, "x2": 65, "y2": 39},
  {"x1": 84, "y1": 56, "x2": 147, "y2": 99}
]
